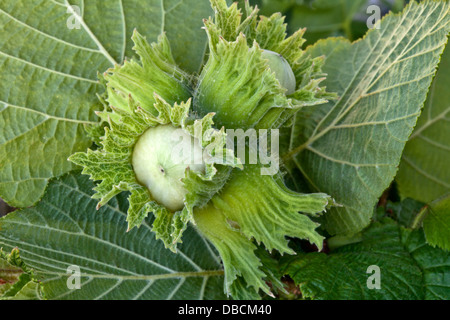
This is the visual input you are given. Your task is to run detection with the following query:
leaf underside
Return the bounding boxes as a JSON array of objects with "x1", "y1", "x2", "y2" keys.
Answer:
[
  {"x1": 286, "y1": 0, "x2": 450, "y2": 235},
  {"x1": 0, "y1": 0, "x2": 216, "y2": 208}
]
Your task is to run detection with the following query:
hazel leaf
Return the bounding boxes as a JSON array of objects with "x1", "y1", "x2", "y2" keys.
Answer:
[{"x1": 195, "y1": 164, "x2": 333, "y2": 295}]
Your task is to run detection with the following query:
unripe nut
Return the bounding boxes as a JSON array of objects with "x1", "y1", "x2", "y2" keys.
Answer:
[{"x1": 261, "y1": 49, "x2": 296, "y2": 95}]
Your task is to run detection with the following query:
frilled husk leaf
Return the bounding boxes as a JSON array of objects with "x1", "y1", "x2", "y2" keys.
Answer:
[{"x1": 194, "y1": 0, "x2": 337, "y2": 131}]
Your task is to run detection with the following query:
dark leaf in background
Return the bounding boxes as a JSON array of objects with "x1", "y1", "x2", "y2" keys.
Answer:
[
  {"x1": 253, "y1": 0, "x2": 405, "y2": 44},
  {"x1": 282, "y1": 218, "x2": 449, "y2": 300}
]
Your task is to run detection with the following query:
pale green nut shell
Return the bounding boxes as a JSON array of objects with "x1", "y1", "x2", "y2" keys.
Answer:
[
  {"x1": 132, "y1": 125, "x2": 205, "y2": 212},
  {"x1": 261, "y1": 49, "x2": 296, "y2": 95}
]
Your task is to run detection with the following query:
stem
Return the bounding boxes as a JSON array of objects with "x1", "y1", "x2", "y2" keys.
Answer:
[{"x1": 327, "y1": 234, "x2": 363, "y2": 251}]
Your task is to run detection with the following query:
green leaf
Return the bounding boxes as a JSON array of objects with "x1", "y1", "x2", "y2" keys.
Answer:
[
  {"x1": 282, "y1": 218, "x2": 450, "y2": 300},
  {"x1": 396, "y1": 40, "x2": 450, "y2": 203},
  {"x1": 0, "y1": 247, "x2": 42, "y2": 300},
  {"x1": 0, "y1": 172, "x2": 226, "y2": 300},
  {"x1": 194, "y1": 0, "x2": 334, "y2": 131},
  {"x1": 195, "y1": 30, "x2": 290, "y2": 130},
  {"x1": 256, "y1": 0, "x2": 299, "y2": 17},
  {"x1": 284, "y1": 1, "x2": 450, "y2": 235},
  {"x1": 0, "y1": 0, "x2": 215, "y2": 208},
  {"x1": 1, "y1": 280, "x2": 41, "y2": 300},
  {"x1": 194, "y1": 164, "x2": 333, "y2": 296},
  {"x1": 421, "y1": 194, "x2": 450, "y2": 251},
  {"x1": 286, "y1": 0, "x2": 368, "y2": 44}
]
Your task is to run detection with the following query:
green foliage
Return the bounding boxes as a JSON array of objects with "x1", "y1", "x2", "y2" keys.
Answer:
[
  {"x1": 66, "y1": 0, "x2": 337, "y2": 297},
  {"x1": 0, "y1": 256, "x2": 23, "y2": 296},
  {"x1": 257, "y1": 0, "x2": 405, "y2": 44},
  {"x1": 0, "y1": 172, "x2": 226, "y2": 300},
  {"x1": 421, "y1": 194, "x2": 450, "y2": 251},
  {"x1": 194, "y1": 164, "x2": 333, "y2": 295}
]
